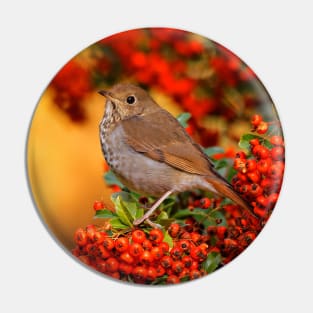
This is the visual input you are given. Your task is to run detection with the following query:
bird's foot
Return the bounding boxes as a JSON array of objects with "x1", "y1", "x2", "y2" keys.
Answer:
[{"x1": 133, "y1": 217, "x2": 161, "y2": 229}]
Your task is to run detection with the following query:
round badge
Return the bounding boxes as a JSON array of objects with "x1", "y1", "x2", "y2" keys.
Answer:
[{"x1": 27, "y1": 27, "x2": 284, "y2": 285}]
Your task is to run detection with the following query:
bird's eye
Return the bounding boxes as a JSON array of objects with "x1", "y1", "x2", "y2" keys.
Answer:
[{"x1": 126, "y1": 95, "x2": 136, "y2": 105}]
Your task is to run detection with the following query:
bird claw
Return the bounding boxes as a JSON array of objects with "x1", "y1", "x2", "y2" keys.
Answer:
[{"x1": 133, "y1": 217, "x2": 161, "y2": 229}]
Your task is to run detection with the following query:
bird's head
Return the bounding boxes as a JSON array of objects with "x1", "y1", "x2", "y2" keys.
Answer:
[{"x1": 98, "y1": 83, "x2": 159, "y2": 120}]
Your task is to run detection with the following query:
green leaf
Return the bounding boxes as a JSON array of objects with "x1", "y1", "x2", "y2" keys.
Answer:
[
  {"x1": 135, "y1": 208, "x2": 144, "y2": 219},
  {"x1": 203, "y1": 146, "x2": 225, "y2": 157},
  {"x1": 227, "y1": 167, "x2": 237, "y2": 182},
  {"x1": 157, "y1": 211, "x2": 169, "y2": 220},
  {"x1": 238, "y1": 133, "x2": 272, "y2": 150},
  {"x1": 104, "y1": 171, "x2": 124, "y2": 188},
  {"x1": 151, "y1": 275, "x2": 168, "y2": 285},
  {"x1": 213, "y1": 159, "x2": 229, "y2": 170},
  {"x1": 163, "y1": 230, "x2": 174, "y2": 248},
  {"x1": 202, "y1": 252, "x2": 222, "y2": 273},
  {"x1": 94, "y1": 209, "x2": 117, "y2": 219},
  {"x1": 158, "y1": 218, "x2": 176, "y2": 228},
  {"x1": 111, "y1": 191, "x2": 138, "y2": 220},
  {"x1": 109, "y1": 217, "x2": 130, "y2": 230},
  {"x1": 176, "y1": 112, "x2": 191, "y2": 127},
  {"x1": 114, "y1": 196, "x2": 133, "y2": 227}
]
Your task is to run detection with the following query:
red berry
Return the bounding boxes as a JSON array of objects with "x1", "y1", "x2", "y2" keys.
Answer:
[
  {"x1": 103, "y1": 237, "x2": 114, "y2": 250},
  {"x1": 105, "y1": 257, "x2": 119, "y2": 272},
  {"x1": 155, "y1": 264, "x2": 166, "y2": 277},
  {"x1": 189, "y1": 269, "x2": 201, "y2": 280},
  {"x1": 246, "y1": 159, "x2": 257, "y2": 172},
  {"x1": 251, "y1": 114, "x2": 262, "y2": 127},
  {"x1": 86, "y1": 243, "x2": 97, "y2": 256},
  {"x1": 260, "y1": 178, "x2": 273, "y2": 191},
  {"x1": 236, "y1": 151, "x2": 247, "y2": 159},
  {"x1": 96, "y1": 245, "x2": 110, "y2": 259},
  {"x1": 234, "y1": 158, "x2": 246, "y2": 172},
  {"x1": 78, "y1": 255, "x2": 91, "y2": 266},
  {"x1": 250, "y1": 138, "x2": 260, "y2": 147},
  {"x1": 253, "y1": 206, "x2": 267, "y2": 218},
  {"x1": 190, "y1": 246, "x2": 206, "y2": 261},
  {"x1": 207, "y1": 226, "x2": 216, "y2": 236},
  {"x1": 170, "y1": 246, "x2": 183, "y2": 260},
  {"x1": 190, "y1": 232, "x2": 202, "y2": 244},
  {"x1": 139, "y1": 250, "x2": 154, "y2": 265},
  {"x1": 120, "y1": 252, "x2": 135, "y2": 265},
  {"x1": 160, "y1": 255, "x2": 173, "y2": 269},
  {"x1": 159, "y1": 242, "x2": 170, "y2": 253},
  {"x1": 269, "y1": 162, "x2": 284, "y2": 179},
  {"x1": 249, "y1": 183, "x2": 263, "y2": 197},
  {"x1": 119, "y1": 262, "x2": 133, "y2": 275},
  {"x1": 184, "y1": 218, "x2": 194, "y2": 231},
  {"x1": 166, "y1": 275, "x2": 180, "y2": 284},
  {"x1": 109, "y1": 272, "x2": 120, "y2": 280},
  {"x1": 132, "y1": 266, "x2": 147, "y2": 281},
  {"x1": 257, "y1": 158, "x2": 272, "y2": 174},
  {"x1": 142, "y1": 239, "x2": 153, "y2": 250},
  {"x1": 86, "y1": 225, "x2": 97, "y2": 242},
  {"x1": 182, "y1": 256, "x2": 193, "y2": 268},
  {"x1": 151, "y1": 246, "x2": 164, "y2": 260},
  {"x1": 216, "y1": 226, "x2": 227, "y2": 240},
  {"x1": 271, "y1": 146, "x2": 284, "y2": 160},
  {"x1": 267, "y1": 193, "x2": 279, "y2": 207},
  {"x1": 253, "y1": 145, "x2": 270, "y2": 159},
  {"x1": 270, "y1": 135, "x2": 284, "y2": 146},
  {"x1": 93, "y1": 231, "x2": 107, "y2": 244},
  {"x1": 93, "y1": 200, "x2": 104, "y2": 211},
  {"x1": 115, "y1": 237, "x2": 129, "y2": 253},
  {"x1": 180, "y1": 231, "x2": 192, "y2": 240},
  {"x1": 132, "y1": 229, "x2": 146, "y2": 244},
  {"x1": 95, "y1": 259, "x2": 107, "y2": 272},
  {"x1": 224, "y1": 238, "x2": 238, "y2": 248},
  {"x1": 149, "y1": 229, "x2": 164, "y2": 244},
  {"x1": 146, "y1": 267, "x2": 157, "y2": 281},
  {"x1": 178, "y1": 239, "x2": 191, "y2": 252},
  {"x1": 256, "y1": 195, "x2": 268, "y2": 208},
  {"x1": 74, "y1": 228, "x2": 88, "y2": 246},
  {"x1": 236, "y1": 172, "x2": 248, "y2": 182},
  {"x1": 168, "y1": 223, "x2": 180, "y2": 238},
  {"x1": 247, "y1": 171, "x2": 261, "y2": 183},
  {"x1": 179, "y1": 268, "x2": 190, "y2": 280},
  {"x1": 172, "y1": 261, "x2": 184, "y2": 275},
  {"x1": 190, "y1": 260, "x2": 199, "y2": 270},
  {"x1": 129, "y1": 242, "x2": 144, "y2": 258},
  {"x1": 256, "y1": 121, "x2": 268, "y2": 134},
  {"x1": 239, "y1": 184, "x2": 251, "y2": 194},
  {"x1": 199, "y1": 197, "x2": 211, "y2": 209}
]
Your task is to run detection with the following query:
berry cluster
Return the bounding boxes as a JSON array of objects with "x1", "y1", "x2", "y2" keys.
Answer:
[
  {"x1": 233, "y1": 115, "x2": 285, "y2": 219},
  {"x1": 72, "y1": 225, "x2": 211, "y2": 284},
  {"x1": 71, "y1": 114, "x2": 284, "y2": 285}
]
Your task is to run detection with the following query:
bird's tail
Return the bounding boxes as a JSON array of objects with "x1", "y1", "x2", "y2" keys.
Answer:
[{"x1": 206, "y1": 176, "x2": 256, "y2": 218}]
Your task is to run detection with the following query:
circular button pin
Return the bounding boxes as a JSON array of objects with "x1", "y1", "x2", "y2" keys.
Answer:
[{"x1": 27, "y1": 27, "x2": 284, "y2": 285}]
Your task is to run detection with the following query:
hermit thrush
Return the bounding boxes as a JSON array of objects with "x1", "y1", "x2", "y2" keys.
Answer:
[{"x1": 98, "y1": 83, "x2": 253, "y2": 226}]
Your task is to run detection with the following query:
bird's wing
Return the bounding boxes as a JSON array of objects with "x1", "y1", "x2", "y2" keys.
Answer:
[{"x1": 121, "y1": 110, "x2": 214, "y2": 176}]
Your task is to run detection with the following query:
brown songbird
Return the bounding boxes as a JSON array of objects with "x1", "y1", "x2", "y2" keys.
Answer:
[{"x1": 98, "y1": 83, "x2": 253, "y2": 226}]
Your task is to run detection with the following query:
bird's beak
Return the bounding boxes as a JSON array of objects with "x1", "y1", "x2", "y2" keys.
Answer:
[{"x1": 98, "y1": 90, "x2": 117, "y2": 101}]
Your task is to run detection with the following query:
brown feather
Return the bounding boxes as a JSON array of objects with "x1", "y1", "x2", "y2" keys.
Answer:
[
  {"x1": 122, "y1": 110, "x2": 213, "y2": 175},
  {"x1": 209, "y1": 178, "x2": 252, "y2": 213}
]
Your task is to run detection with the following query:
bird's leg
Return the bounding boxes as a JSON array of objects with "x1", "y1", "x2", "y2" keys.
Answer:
[
  {"x1": 145, "y1": 219, "x2": 162, "y2": 229},
  {"x1": 133, "y1": 190, "x2": 173, "y2": 226}
]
